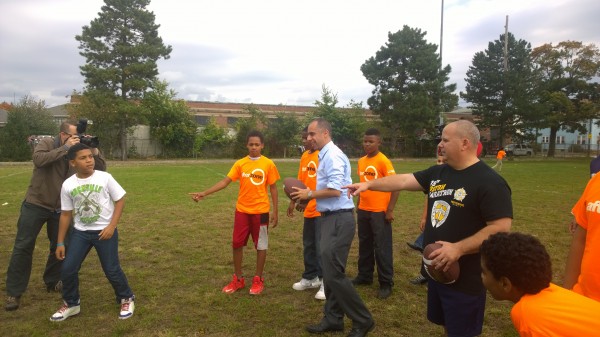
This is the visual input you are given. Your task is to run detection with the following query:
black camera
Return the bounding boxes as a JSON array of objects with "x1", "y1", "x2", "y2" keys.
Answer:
[{"x1": 76, "y1": 119, "x2": 100, "y2": 148}]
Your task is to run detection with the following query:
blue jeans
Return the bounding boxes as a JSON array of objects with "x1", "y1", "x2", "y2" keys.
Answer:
[
  {"x1": 6, "y1": 201, "x2": 66, "y2": 297},
  {"x1": 62, "y1": 228, "x2": 133, "y2": 306},
  {"x1": 301, "y1": 216, "x2": 322, "y2": 280}
]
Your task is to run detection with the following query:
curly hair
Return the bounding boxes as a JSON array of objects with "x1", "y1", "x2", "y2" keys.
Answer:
[
  {"x1": 246, "y1": 130, "x2": 264, "y2": 143},
  {"x1": 481, "y1": 232, "x2": 552, "y2": 295},
  {"x1": 67, "y1": 143, "x2": 91, "y2": 160}
]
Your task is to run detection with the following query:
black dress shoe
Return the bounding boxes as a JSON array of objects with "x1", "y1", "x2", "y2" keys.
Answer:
[
  {"x1": 348, "y1": 321, "x2": 375, "y2": 337},
  {"x1": 377, "y1": 286, "x2": 392, "y2": 299},
  {"x1": 306, "y1": 321, "x2": 344, "y2": 334},
  {"x1": 351, "y1": 277, "x2": 373, "y2": 286},
  {"x1": 406, "y1": 241, "x2": 423, "y2": 253}
]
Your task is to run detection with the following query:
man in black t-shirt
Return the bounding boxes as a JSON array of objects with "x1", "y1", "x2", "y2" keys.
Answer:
[{"x1": 346, "y1": 120, "x2": 512, "y2": 337}]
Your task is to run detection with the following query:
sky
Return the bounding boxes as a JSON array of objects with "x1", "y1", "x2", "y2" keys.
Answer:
[{"x1": 1, "y1": 0, "x2": 599, "y2": 109}]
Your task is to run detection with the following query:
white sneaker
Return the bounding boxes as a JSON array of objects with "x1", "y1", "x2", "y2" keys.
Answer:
[
  {"x1": 315, "y1": 283, "x2": 326, "y2": 300},
  {"x1": 119, "y1": 297, "x2": 135, "y2": 319},
  {"x1": 50, "y1": 302, "x2": 80, "y2": 322},
  {"x1": 292, "y1": 277, "x2": 322, "y2": 291}
]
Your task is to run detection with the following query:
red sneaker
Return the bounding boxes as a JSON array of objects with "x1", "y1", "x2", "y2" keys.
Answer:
[
  {"x1": 222, "y1": 274, "x2": 245, "y2": 294},
  {"x1": 249, "y1": 276, "x2": 264, "y2": 295}
]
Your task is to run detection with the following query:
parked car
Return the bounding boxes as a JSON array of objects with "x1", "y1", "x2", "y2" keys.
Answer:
[{"x1": 504, "y1": 144, "x2": 534, "y2": 156}]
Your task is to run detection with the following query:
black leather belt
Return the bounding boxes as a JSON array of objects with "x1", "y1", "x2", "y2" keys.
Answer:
[{"x1": 320, "y1": 208, "x2": 354, "y2": 216}]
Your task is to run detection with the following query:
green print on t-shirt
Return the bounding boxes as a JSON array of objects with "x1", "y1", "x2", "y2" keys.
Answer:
[{"x1": 72, "y1": 184, "x2": 103, "y2": 224}]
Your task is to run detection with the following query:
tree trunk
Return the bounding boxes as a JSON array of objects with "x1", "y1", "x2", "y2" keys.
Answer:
[
  {"x1": 120, "y1": 122, "x2": 128, "y2": 161},
  {"x1": 547, "y1": 126, "x2": 558, "y2": 157}
]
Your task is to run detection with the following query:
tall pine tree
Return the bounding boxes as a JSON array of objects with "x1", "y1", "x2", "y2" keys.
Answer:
[
  {"x1": 361, "y1": 25, "x2": 457, "y2": 155},
  {"x1": 76, "y1": 0, "x2": 172, "y2": 160},
  {"x1": 461, "y1": 33, "x2": 537, "y2": 146}
]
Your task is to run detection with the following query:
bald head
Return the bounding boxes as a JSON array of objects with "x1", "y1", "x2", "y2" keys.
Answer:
[
  {"x1": 439, "y1": 120, "x2": 481, "y2": 169},
  {"x1": 452, "y1": 120, "x2": 480, "y2": 151}
]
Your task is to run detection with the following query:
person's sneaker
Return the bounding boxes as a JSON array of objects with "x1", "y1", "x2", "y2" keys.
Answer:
[
  {"x1": 410, "y1": 275, "x2": 428, "y2": 285},
  {"x1": 249, "y1": 276, "x2": 264, "y2": 295},
  {"x1": 222, "y1": 274, "x2": 245, "y2": 294},
  {"x1": 292, "y1": 276, "x2": 322, "y2": 291},
  {"x1": 314, "y1": 283, "x2": 326, "y2": 300},
  {"x1": 5, "y1": 296, "x2": 20, "y2": 311},
  {"x1": 47, "y1": 280, "x2": 63, "y2": 293},
  {"x1": 50, "y1": 302, "x2": 80, "y2": 322},
  {"x1": 119, "y1": 297, "x2": 135, "y2": 319}
]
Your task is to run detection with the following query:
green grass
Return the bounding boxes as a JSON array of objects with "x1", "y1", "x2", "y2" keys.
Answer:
[{"x1": 0, "y1": 157, "x2": 591, "y2": 336}]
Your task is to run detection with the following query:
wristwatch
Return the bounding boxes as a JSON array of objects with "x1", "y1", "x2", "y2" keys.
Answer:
[{"x1": 307, "y1": 190, "x2": 313, "y2": 200}]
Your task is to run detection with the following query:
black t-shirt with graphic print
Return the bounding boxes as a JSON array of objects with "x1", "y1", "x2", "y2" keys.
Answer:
[{"x1": 413, "y1": 160, "x2": 512, "y2": 295}]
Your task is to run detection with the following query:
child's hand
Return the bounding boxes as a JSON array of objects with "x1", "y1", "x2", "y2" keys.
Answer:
[
  {"x1": 56, "y1": 246, "x2": 66, "y2": 260},
  {"x1": 287, "y1": 201, "x2": 295, "y2": 218},
  {"x1": 99, "y1": 226, "x2": 116, "y2": 240},
  {"x1": 189, "y1": 192, "x2": 206, "y2": 202}
]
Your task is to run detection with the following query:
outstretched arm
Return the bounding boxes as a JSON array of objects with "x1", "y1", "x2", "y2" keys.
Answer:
[
  {"x1": 189, "y1": 177, "x2": 232, "y2": 202},
  {"x1": 345, "y1": 173, "x2": 423, "y2": 196}
]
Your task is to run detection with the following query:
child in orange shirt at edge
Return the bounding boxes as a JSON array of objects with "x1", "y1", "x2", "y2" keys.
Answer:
[
  {"x1": 492, "y1": 147, "x2": 506, "y2": 171},
  {"x1": 288, "y1": 127, "x2": 324, "y2": 300},
  {"x1": 481, "y1": 232, "x2": 600, "y2": 336},
  {"x1": 189, "y1": 130, "x2": 280, "y2": 295}
]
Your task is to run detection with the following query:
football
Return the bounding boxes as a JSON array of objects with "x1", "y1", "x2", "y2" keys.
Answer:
[
  {"x1": 422, "y1": 243, "x2": 460, "y2": 284},
  {"x1": 282, "y1": 177, "x2": 308, "y2": 205}
]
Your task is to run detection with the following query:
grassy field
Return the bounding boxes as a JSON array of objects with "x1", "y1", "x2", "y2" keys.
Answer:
[{"x1": 0, "y1": 157, "x2": 591, "y2": 337}]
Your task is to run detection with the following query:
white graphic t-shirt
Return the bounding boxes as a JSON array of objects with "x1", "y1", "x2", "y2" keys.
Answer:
[{"x1": 61, "y1": 170, "x2": 126, "y2": 231}]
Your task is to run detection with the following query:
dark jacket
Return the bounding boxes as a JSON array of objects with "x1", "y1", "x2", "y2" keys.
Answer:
[{"x1": 24, "y1": 136, "x2": 106, "y2": 211}]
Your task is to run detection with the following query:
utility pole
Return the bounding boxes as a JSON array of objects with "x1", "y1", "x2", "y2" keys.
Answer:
[
  {"x1": 438, "y1": 0, "x2": 445, "y2": 127},
  {"x1": 503, "y1": 15, "x2": 509, "y2": 72}
]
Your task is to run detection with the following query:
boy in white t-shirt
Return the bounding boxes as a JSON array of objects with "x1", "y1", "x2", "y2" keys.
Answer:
[{"x1": 50, "y1": 143, "x2": 135, "y2": 321}]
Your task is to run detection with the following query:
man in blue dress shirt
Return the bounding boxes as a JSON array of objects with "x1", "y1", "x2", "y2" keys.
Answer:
[{"x1": 292, "y1": 118, "x2": 374, "y2": 337}]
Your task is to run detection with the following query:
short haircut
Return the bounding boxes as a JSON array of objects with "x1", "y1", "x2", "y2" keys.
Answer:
[
  {"x1": 453, "y1": 120, "x2": 480, "y2": 147},
  {"x1": 312, "y1": 117, "x2": 332, "y2": 134},
  {"x1": 67, "y1": 143, "x2": 91, "y2": 160},
  {"x1": 246, "y1": 130, "x2": 264, "y2": 143},
  {"x1": 481, "y1": 232, "x2": 552, "y2": 295},
  {"x1": 60, "y1": 121, "x2": 75, "y2": 134},
  {"x1": 364, "y1": 128, "x2": 380, "y2": 137}
]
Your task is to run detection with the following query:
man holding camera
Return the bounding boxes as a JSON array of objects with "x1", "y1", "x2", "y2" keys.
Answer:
[{"x1": 5, "y1": 121, "x2": 105, "y2": 311}]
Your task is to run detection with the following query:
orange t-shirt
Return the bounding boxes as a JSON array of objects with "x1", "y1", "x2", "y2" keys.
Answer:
[
  {"x1": 497, "y1": 150, "x2": 506, "y2": 160},
  {"x1": 357, "y1": 152, "x2": 396, "y2": 212},
  {"x1": 227, "y1": 155, "x2": 280, "y2": 214},
  {"x1": 511, "y1": 283, "x2": 600, "y2": 336},
  {"x1": 571, "y1": 173, "x2": 600, "y2": 301},
  {"x1": 298, "y1": 150, "x2": 320, "y2": 218}
]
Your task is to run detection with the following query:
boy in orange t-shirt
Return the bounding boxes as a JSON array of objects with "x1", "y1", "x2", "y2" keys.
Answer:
[
  {"x1": 352, "y1": 128, "x2": 399, "y2": 299},
  {"x1": 492, "y1": 147, "x2": 506, "y2": 171},
  {"x1": 287, "y1": 127, "x2": 324, "y2": 300},
  {"x1": 481, "y1": 232, "x2": 600, "y2": 337},
  {"x1": 189, "y1": 130, "x2": 280, "y2": 295},
  {"x1": 565, "y1": 173, "x2": 600, "y2": 301}
]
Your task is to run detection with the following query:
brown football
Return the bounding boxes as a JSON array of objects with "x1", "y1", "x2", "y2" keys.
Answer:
[
  {"x1": 422, "y1": 243, "x2": 460, "y2": 284},
  {"x1": 283, "y1": 177, "x2": 308, "y2": 205}
]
